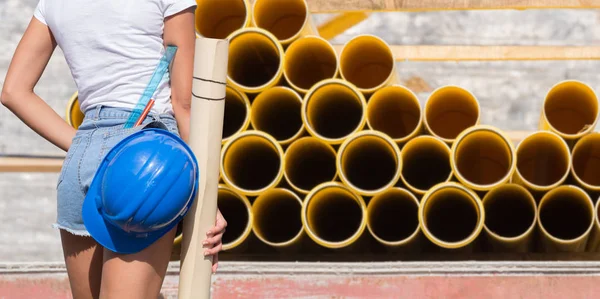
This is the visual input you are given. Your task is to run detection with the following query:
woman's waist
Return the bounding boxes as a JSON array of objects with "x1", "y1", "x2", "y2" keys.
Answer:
[{"x1": 78, "y1": 104, "x2": 176, "y2": 131}]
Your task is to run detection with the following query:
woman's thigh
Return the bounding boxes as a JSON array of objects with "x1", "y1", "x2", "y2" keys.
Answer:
[
  {"x1": 99, "y1": 227, "x2": 177, "y2": 299},
  {"x1": 60, "y1": 231, "x2": 104, "y2": 299}
]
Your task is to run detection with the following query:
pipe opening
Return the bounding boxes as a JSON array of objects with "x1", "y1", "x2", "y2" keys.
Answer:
[
  {"x1": 228, "y1": 29, "x2": 283, "y2": 90},
  {"x1": 425, "y1": 86, "x2": 479, "y2": 141},
  {"x1": 572, "y1": 133, "x2": 600, "y2": 188},
  {"x1": 367, "y1": 188, "x2": 419, "y2": 243},
  {"x1": 340, "y1": 35, "x2": 395, "y2": 91},
  {"x1": 223, "y1": 133, "x2": 282, "y2": 193},
  {"x1": 253, "y1": 0, "x2": 308, "y2": 41},
  {"x1": 253, "y1": 189, "x2": 303, "y2": 245},
  {"x1": 516, "y1": 132, "x2": 570, "y2": 188},
  {"x1": 223, "y1": 87, "x2": 250, "y2": 140},
  {"x1": 219, "y1": 188, "x2": 251, "y2": 246},
  {"x1": 539, "y1": 187, "x2": 594, "y2": 241},
  {"x1": 454, "y1": 128, "x2": 513, "y2": 188},
  {"x1": 367, "y1": 86, "x2": 421, "y2": 141},
  {"x1": 340, "y1": 133, "x2": 400, "y2": 193},
  {"x1": 544, "y1": 81, "x2": 598, "y2": 136},
  {"x1": 401, "y1": 136, "x2": 451, "y2": 193},
  {"x1": 305, "y1": 81, "x2": 365, "y2": 141},
  {"x1": 306, "y1": 185, "x2": 364, "y2": 243},
  {"x1": 423, "y1": 187, "x2": 480, "y2": 243},
  {"x1": 251, "y1": 87, "x2": 303, "y2": 143},
  {"x1": 284, "y1": 137, "x2": 337, "y2": 193},
  {"x1": 284, "y1": 37, "x2": 338, "y2": 92},
  {"x1": 195, "y1": 0, "x2": 249, "y2": 39},
  {"x1": 483, "y1": 185, "x2": 536, "y2": 239}
]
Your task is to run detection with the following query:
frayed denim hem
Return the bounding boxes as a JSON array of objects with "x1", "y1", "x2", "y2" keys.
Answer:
[{"x1": 53, "y1": 223, "x2": 91, "y2": 237}]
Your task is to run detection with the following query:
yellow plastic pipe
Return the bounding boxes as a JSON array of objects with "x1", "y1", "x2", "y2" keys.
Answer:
[
  {"x1": 66, "y1": 92, "x2": 84, "y2": 129},
  {"x1": 251, "y1": 0, "x2": 318, "y2": 46},
  {"x1": 537, "y1": 185, "x2": 595, "y2": 252},
  {"x1": 339, "y1": 34, "x2": 397, "y2": 95},
  {"x1": 366, "y1": 187, "x2": 421, "y2": 248},
  {"x1": 252, "y1": 188, "x2": 304, "y2": 248},
  {"x1": 301, "y1": 182, "x2": 367, "y2": 249},
  {"x1": 512, "y1": 131, "x2": 571, "y2": 194},
  {"x1": 570, "y1": 132, "x2": 600, "y2": 194},
  {"x1": 539, "y1": 80, "x2": 599, "y2": 144},
  {"x1": 400, "y1": 136, "x2": 452, "y2": 195},
  {"x1": 451, "y1": 125, "x2": 516, "y2": 192},
  {"x1": 586, "y1": 198, "x2": 600, "y2": 252},
  {"x1": 366, "y1": 85, "x2": 423, "y2": 144},
  {"x1": 250, "y1": 86, "x2": 304, "y2": 145},
  {"x1": 226, "y1": 28, "x2": 285, "y2": 94},
  {"x1": 424, "y1": 85, "x2": 480, "y2": 143},
  {"x1": 222, "y1": 86, "x2": 251, "y2": 144},
  {"x1": 337, "y1": 130, "x2": 402, "y2": 197},
  {"x1": 418, "y1": 182, "x2": 485, "y2": 250},
  {"x1": 302, "y1": 79, "x2": 367, "y2": 144},
  {"x1": 482, "y1": 184, "x2": 537, "y2": 253},
  {"x1": 195, "y1": 0, "x2": 251, "y2": 39},
  {"x1": 220, "y1": 130, "x2": 284, "y2": 196},
  {"x1": 283, "y1": 136, "x2": 337, "y2": 195},
  {"x1": 170, "y1": 185, "x2": 252, "y2": 260},
  {"x1": 283, "y1": 36, "x2": 339, "y2": 94}
]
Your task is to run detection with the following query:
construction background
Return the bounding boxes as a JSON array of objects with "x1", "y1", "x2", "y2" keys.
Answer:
[{"x1": 2, "y1": 0, "x2": 600, "y2": 298}]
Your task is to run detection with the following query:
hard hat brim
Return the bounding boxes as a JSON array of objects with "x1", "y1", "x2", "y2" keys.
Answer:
[{"x1": 82, "y1": 128, "x2": 198, "y2": 254}]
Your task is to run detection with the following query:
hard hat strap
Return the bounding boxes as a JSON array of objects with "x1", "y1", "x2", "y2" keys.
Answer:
[{"x1": 123, "y1": 45, "x2": 178, "y2": 128}]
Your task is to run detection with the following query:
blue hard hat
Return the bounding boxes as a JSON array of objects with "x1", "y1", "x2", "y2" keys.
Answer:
[{"x1": 82, "y1": 128, "x2": 199, "y2": 254}]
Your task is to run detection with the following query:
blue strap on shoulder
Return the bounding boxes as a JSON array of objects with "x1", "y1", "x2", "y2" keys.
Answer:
[{"x1": 123, "y1": 45, "x2": 178, "y2": 128}]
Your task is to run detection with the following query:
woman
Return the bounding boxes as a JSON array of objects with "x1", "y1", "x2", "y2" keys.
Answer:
[{"x1": 1, "y1": 0, "x2": 227, "y2": 298}]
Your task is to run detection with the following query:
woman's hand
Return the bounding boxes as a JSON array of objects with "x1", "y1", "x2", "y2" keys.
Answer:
[
  {"x1": 203, "y1": 208, "x2": 227, "y2": 273},
  {"x1": 1, "y1": 17, "x2": 76, "y2": 152}
]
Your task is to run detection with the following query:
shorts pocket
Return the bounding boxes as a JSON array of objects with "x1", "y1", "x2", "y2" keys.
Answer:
[
  {"x1": 57, "y1": 135, "x2": 83, "y2": 189},
  {"x1": 99, "y1": 126, "x2": 142, "y2": 160}
]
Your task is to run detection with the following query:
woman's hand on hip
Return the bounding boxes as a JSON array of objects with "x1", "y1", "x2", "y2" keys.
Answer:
[{"x1": 1, "y1": 17, "x2": 76, "y2": 152}]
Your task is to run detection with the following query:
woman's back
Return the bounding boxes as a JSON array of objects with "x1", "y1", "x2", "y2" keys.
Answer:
[
  {"x1": 34, "y1": 0, "x2": 195, "y2": 114},
  {"x1": 2, "y1": 2, "x2": 227, "y2": 297}
]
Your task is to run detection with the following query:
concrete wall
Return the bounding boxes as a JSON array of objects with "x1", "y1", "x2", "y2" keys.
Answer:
[{"x1": 1, "y1": 0, "x2": 600, "y2": 263}]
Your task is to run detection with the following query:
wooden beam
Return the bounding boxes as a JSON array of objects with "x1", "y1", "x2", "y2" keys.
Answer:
[
  {"x1": 0, "y1": 156, "x2": 63, "y2": 173},
  {"x1": 332, "y1": 45, "x2": 600, "y2": 61},
  {"x1": 307, "y1": 0, "x2": 600, "y2": 13},
  {"x1": 317, "y1": 12, "x2": 370, "y2": 40},
  {"x1": 0, "y1": 131, "x2": 532, "y2": 173}
]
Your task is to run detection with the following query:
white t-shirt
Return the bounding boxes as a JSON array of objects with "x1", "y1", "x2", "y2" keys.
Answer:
[{"x1": 33, "y1": 0, "x2": 197, "y2": 115}]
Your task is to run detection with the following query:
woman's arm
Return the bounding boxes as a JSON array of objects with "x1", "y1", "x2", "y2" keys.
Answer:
[
  {"x1": 163, "y1": 8, "x2": 196, "y2": 143},
  {"x1": 163, "y1": 7, "x2": 228, "y2": 273},
  {"x1": 1, "y1": 17, "x2": 76, "y2": 152}
]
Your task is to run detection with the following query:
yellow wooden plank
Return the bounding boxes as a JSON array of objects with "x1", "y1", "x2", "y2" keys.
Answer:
[
  {"x1": 0, "y1": 156, "x2": 63, "y2": 173},
  {"x1": 0, "y1": 131, "x2": 532, "y2": 173},
  {"x1": 307, "y1": 0, "x2": 600, "y2": 12},
  {"x1": 317, "y1": 12, "x2": 370, "y2": 40},
  {"x1": 332, "y1": 45, "x2": 600, "y2": 61}
]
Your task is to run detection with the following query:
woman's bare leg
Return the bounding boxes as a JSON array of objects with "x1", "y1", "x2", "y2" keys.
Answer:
[
  {"x1": 60, "y1": 230, "x2": 104, "y2": 299},
  {"x1": 98, "y1": 227, "x2": 177, "y2": 299}
]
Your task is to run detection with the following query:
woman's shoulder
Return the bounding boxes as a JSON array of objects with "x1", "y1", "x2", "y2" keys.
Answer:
[{"x1": 33, "y1": 0, "x2": 196, "y2": 28}]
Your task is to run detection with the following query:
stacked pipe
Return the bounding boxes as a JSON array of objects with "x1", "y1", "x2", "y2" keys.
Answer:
[{"x1": 65, "y1": 0, "x2": 600, "y2": 257}]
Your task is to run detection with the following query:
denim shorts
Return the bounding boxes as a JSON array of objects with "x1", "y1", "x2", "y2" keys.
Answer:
[{"x1": 54, "y1": 105, "x2": 180, "y2": 236}]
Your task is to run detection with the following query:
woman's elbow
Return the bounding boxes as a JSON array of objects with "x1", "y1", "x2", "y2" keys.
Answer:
[
  {"x1": 0, "y1": 87, "x2": 15, "y2": 107},
  {"x1": 172, "y1": 99, "x2": 192, "y2": 112}
]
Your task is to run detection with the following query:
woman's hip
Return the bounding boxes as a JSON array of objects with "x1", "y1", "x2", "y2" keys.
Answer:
[{"x1": 55, "y1": 104, "x2": 180, "y2": 233}]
